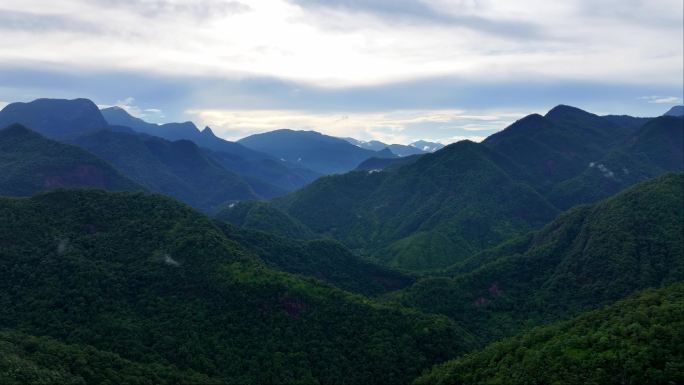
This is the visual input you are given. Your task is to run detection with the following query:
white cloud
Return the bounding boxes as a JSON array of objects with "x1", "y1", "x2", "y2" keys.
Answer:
[
  {"x1": 98, "y1": 96, "x2": 165, "y2": 121},
  {"x1": 0, "y1": 0, "x2": 680, "y2": 87},
  {"x1": 186, "y1": 108, "x2": 517, "y2": 144},
  {"x1": 0, "y1": 101, "x2": 7, "y2": 110},
  {"x1": 638, "y1": 95, "x2": 683, "y2": 104}
]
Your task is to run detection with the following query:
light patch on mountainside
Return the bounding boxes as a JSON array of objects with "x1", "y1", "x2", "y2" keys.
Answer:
[
  {"x1": 589, "y1": 162, "x2": 615, "y2": 179},
  {"x1": 163, "y1": 255, "x2": 180, "y2": 267}
]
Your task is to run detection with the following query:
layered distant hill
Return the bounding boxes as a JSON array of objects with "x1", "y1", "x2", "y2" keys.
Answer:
[
  {"x1": 276, "y1": 140, "x2": 559, "y2": 271},
  {"x1": 0, "y1": 98, "x2": 323, "y2": 210},
  {"x1": 238, "y1": 129, "x2": 397, "y2": 174},
  {"x1": 0, "y1": 98, "x2": 112, "y2": 138},
  {"x1": 1, "y1": 97, "x2": 683, "y2": 385},
  {"x1": 664, "y1": 105, "x2": 684, "y2": 117},
  {"x1": 101, "y1": 106, "x2": 320, "y2": 192},
  {"x1": 0, "y1": 124, "x2": 141, "y2": 196},
  {"x1": 395, "y1": 173, "x2": 684, "y2": 340},
  {"x1": 344, "y1": 137, "x2": 427, "y2": 157},
  {"x1": 70, "y1": 130, "x2": 259, "y2": 211},
  {"x1": 267, "y1": 105, "x2": 683, "y2": 271},
  {"x1": 410, "y1": 140, "x2": 445, "y2": 152},
  {"x1": 101, "y1": 106, "x2": 269, "y2": 160}
]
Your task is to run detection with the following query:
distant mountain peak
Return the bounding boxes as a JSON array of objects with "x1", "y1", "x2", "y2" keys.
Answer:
[
  {"x1": 664, "y1": 105, "x2": 684, "y2": 117},
  {"x1": 544, "y1": 104, "x2": 596, "y2": 120},
  {"x1": 409, "y1": 140, "x2": 444, "y2": 152},
  {"x1": 0, "y1": 98, "x2": 108, "y2": 138},
  {"x1": 201, "y1": 126, "x2": 216, "y2": 137}
]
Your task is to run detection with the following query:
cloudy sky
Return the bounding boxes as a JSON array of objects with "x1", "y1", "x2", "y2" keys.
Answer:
[{"x1": 0, "y1": 0, "x2": 682, "y2": 144}]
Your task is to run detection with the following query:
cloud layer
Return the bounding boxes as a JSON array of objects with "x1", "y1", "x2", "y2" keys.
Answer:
[{"x1": 0, "y1": 0, "x2": 681, "y2": 143}]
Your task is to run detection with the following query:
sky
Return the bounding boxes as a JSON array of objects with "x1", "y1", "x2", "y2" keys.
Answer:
[{"x1": 0, "y1": 0, "x2": 682, "y2": 144}]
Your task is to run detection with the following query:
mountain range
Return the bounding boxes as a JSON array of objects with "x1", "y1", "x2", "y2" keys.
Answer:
[
  {"x1": 238, "y1": 129, "x2": 397, "y2": 174},
  {"x1": 664, "y1": 105, "x2": 684, "y2": 117},
  {"x1": 394, "y1": 173, "x2": 684, "y2": 340},
  {"x1": 0, "y1": 97, "x2": 682, "y2": 384},
  {"x1": 344, "y1": 137, "x2": 428, "y2": 157},
  {"x1": 0, "y1": 188, "x2": 473, "y2": 384},
  {"x1": 265, "y1": 105, "x2": 683, "y2": 271},
  {"x1": 0, "y1": 99, "x2": 322, "y2": 210},
  {"x1": 0, "y1": 124, "x2": 141, "y2": 196}
]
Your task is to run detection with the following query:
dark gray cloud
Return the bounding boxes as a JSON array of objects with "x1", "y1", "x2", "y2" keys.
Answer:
[
  {"x1": 1, "y1": 64, "x2": 680, "y2": 118},
  {"x1": 0, "y1": 10, "x2": 101, "y2": 33},
  {"x1": 576, "y1": 0, "x2": 683, "y2": 28},
  {"x1": 289, "y1": 0, "x2": 542, "y2": 39},
  {"x1": 94, "y1": 0, "x2": 251, "y2": 19}
]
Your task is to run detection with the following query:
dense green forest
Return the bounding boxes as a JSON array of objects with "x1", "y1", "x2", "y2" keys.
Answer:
[
  {"x1": 393, "y1": 173, "x2": 684, "y2": 341},
  {"x1": 0, "y1": 99, "x2": 682, "y2": 384},
  {"x1": 0, "y1": 124, "x2": 141, "y2": 196},
  {"x1": 276, "y1": 140, "x2": 558, "y2": 271},
  {"x1": 0, "y1": 189, "x2": 474, "y2": 384},
  {"x1": 415, "y1": 283, "x2": 684, "y2": 385},
  {"x1": 217, "y1": 222, "x2": 414, "y2": 296},
  {"x1": 271, "y1": 110, "x2": 683, "y2": 272},
  {"x1": 0, "y1": 329, "x2": 217, "y2": 384},
  {"x1": 215, "y1": 200, "x2": 315, "y2": 239},
  {"x1": 71, "y1": 130, "x2": 259, "y2": 211}
]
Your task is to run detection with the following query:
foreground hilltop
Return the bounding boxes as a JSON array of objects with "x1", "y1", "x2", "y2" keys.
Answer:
[{"x1": 0, "y1": 188, "x2": 473, "y2": 384}]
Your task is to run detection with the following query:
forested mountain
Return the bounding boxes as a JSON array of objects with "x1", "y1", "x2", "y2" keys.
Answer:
[
  {"x1": 344, "y1": 137, "x2": 427, "y2": 156},
  {"x1": 102, "y1": 106, "x2": 319, "y2": 193},
  {"x1": 410, "y1": 140, "x2": 444, "y2": 152},
  {"x1": 354, "y1": 154, "x2": 422, "y2": 171},
  {"x1": 549, "y1": 116, "x2": 684, "y2": 208},
  {"x1": 102, "y1": 106, "x2": 269, "y2": 160},
  {"x1": 0, "y1": 124, "x2": 141, "y2": 196},
  {"x1": 1, "y1": 99, "x2": 681, "y2": 385},
  {"x1": 70, "y1": 130, "x2": 259, "y2": 211},
  {"x1": 276, "y1": 140, "x2": 558, "y2": 271},
  {"x1": 0, "y1": 329, "x2": 216, "y2": 384},
  {"x1": 482, "y1": 105, "x2": 634, "y2": 192},
  {"x1": 664, "y1": 105, "x2": 684, "y2": 116},
  {"x1": 215, "y1": 200, "x2": 315, "y2": 239},
  {"x1": 267, "y1": 106, "x2": 682, "y2": 271},
  {"x1": 0, "y1": 98, "x2": 112, "y2": 139},
  {"x1": 394, "y1": 173, "x2": 684, "y2": 341},
  {"x1": 239, "y1": 129, "x2": 396, "y2": 174},
  {"x1": 217, "y1": 223, "x2": 414, "y2": 296},
  {"x1": 102, "y1": 106, "x2": 320, "y2": 193},
  {"x1": 415, "y1": 283, "x2": 684, "y2": 385},
  {"x1": 0, "y1": 189, "x2": 474, "y2": 384}
]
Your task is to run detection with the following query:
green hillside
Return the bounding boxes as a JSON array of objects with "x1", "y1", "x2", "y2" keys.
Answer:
[
  {"x1": 395, "y1": 173, "x2": 684, "y2": 341},
  {"x1": 277, "y1": 140, "x2": 558, "y2": 271},
  {"x1": 415, "y1": 283, "x2": 684, "y2": 385},
  {"x1": 482, "y1": 106, "x2": 634, "y2": 192},
  {"x1": 273, "y1": 107, "x2": 682, "y2": 272},
  {"x1": 215, "y1": 200, "x2": 315, "y2": 239},
  {"x1": 0, "y1": 124, "x2": 141, "y2": 196},
  {"x1": 0, "y1": 329, "x2": 216, "y2": 384},
  {"x1": 218, "y1": 223, "x2": 414, "y2": 296},
  {"x1": 71, "y1": 130, "x2": 258, "y2": 211},
  {"x1": 549, "y1": 116, "x2": 684, "y2": 208},
  {"x1": 0, "y1": 189, "x2": 474, "y2": 384}
]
